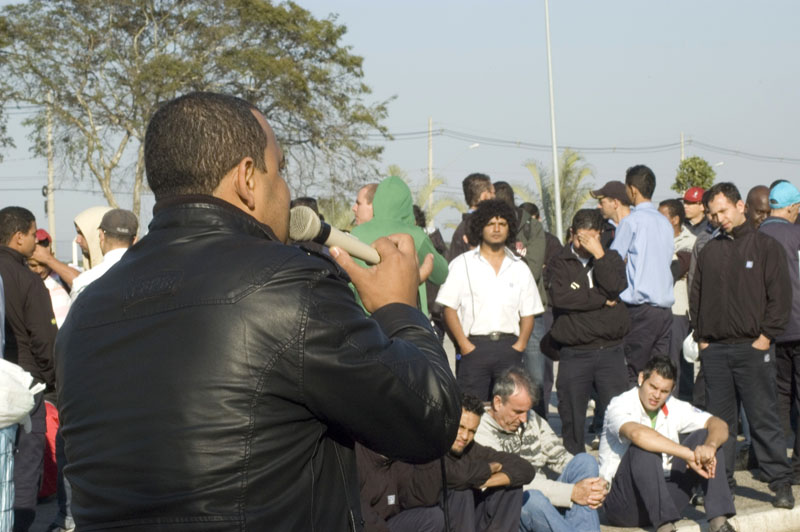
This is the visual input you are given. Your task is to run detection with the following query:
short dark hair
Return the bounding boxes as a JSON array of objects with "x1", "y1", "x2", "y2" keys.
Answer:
[
  {"x1": 467, "y1": 199, "x2": 517, "y2": 247},
  {"x1": 659, "y1": 199, "x2": 685, "y2": 225},
  {"x1": 641, "y1": 355, "x2": 677, "y2": 384},
  {"x1": 463, "y1": 173, "x2": 492, "y2": 207},
  {"x1": 0, "y1": 207, "x2": 35, "y2": 246},
  {"x1": 461, "y1": 394, "x2": 485, "y2": 417},
  {"x1": 570, "y1": 208, "x2": 603, "y2": 233},
  {"x1": 625, "y1": 165, "x2": 656, "y2": 199},
  {"x1": 707, "y1": 182, "x2": 741, "y2": 206},
  {"x1": 412, "y1": 204, "x2": 426, "y2": 229},
  {"x1": 519, "y1": 202, "x2": 539, "y2": 219},
  {"x1": 291, "y1": 197, "x2": 319, "y2": 215},
  {"x1": 493, "y1": 181, "x2": 515, "y2": 209},
  {"x1": 492, "y1": 367, "x2": 538, "y2": 406},
  {"x1": 145, "y1": 92, "x2": 267, "y2": 200}
]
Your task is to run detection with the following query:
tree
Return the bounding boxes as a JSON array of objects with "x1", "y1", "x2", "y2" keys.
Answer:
[
  {"x1": 0, "y1": 0, "x2": 390, "y2": 219},
  {"x1": 524, "y1": 148, "x2": 594, "y2": 239},
  {"x1": 671, "y1": 156, "x2": 716, "y2": 194}
]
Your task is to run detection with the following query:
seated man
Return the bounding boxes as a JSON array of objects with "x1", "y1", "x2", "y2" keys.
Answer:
[
  {"x1": 358, "y1": 394, "x2": 535, "y2": 532},
  {"x1": 474, "y1": 368, "x2": 606, "y2": 532},
  {"x1": 600, "y1": 356, "x2": 736, "y2": 532}
]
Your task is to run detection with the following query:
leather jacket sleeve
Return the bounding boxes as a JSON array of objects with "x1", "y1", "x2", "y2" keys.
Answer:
[{"x1": 301, "y1": 265, "x2": 461, "y2": 464}]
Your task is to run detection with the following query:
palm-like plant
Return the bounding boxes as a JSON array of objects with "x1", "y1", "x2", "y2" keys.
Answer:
[{"x1": 524, "y1": 148, "x2": 594, "y2": 239}]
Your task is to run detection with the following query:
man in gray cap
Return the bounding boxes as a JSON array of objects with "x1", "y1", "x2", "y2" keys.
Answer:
[
  {"x1": 69, "y1": 208, "x2": 138, "y2": 301},
  {"x1": 591, "y1": 181, "x2": 631, "y2": 248}
]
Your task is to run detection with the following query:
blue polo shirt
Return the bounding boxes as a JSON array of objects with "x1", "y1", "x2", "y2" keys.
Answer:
[{"x1": 610, "y1": 202, "x2": 675, "y2": 308}]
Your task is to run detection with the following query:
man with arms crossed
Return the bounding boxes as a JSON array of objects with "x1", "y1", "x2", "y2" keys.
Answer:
[
  {"x1": 600, "y1": 356, "x2": 735, "y2": 532},
  {"x1": 56, "y1": 92, "x2": 461, "y2": 531}
]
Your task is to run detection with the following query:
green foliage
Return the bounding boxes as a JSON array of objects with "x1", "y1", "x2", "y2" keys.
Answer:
[
  {"x1": 0, "y1": 0, "x2": 390, "y2": 217},
  {"x1": 317, "y1": 194, "x2": 354, "y2": 231},
  {"x1": 671, "y1": 156, "x2": 716, "y2": 194},
  {"x1": 524, "y1": 148, "x2": 594, "y2": 239}
]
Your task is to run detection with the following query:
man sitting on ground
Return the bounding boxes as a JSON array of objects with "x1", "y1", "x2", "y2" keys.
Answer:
[
  {"x1": 474, "y1": 368, "x2": 606, "y2": 532},
  {"x1": 600, "y1": 356, "x2": 735, "y2": 532},
  {"x1": 358, "y1": 394, "x2": 534, "y2": 532}
]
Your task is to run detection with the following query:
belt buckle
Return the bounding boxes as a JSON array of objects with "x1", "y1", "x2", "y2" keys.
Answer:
[{"x1": 489, "y1": 332, "x2": 501, "y2": 341}]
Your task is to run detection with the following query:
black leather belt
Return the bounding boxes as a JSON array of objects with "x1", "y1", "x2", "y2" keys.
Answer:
[{"x1": 469, "y1": 332, "x2": 515, "y2": 341}]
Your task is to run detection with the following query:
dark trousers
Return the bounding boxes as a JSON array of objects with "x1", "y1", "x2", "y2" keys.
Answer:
[
  {"x1": 703, "y1": 342, "x2": 792, "y2": 490},
  {"x1": 556, "y1": 344, "x2": 628, "y2": 455},
  {"x1": 387, "y1": 506, "x2": 444, "y2": 532},
  {"x1": 776, "y1": 341, "x2": 800, "y2": 479},
  {"x1": 623, "y1": 304, "x2": 672, "y2": 385},
  {"x1": 446, "y1": 487, "x2": 522, "y2": 532},
  {"x1": 458, "y1": 336, "x2": 523, "y2": 401},
  {"x1": 13, "y1": 392, "x2": 45, "y2": 532},
  {"x1": 605, "y1": 430, "x2": 736, "y2": 528},
  {"x1": 669, "y1": 314, "x2": 694, "y2": 401}
]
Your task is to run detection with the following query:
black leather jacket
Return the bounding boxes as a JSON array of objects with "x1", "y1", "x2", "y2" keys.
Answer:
[{"x1": 56, "y1": 196, "x2": 460, "y2": 531}]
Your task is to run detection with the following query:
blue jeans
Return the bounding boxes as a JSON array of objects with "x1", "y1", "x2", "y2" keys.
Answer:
[
  {"x1": 519, "y1": 453, "x2": 600, "y2": 532},
  {"x1": 524, "y1": 310, "x2": 553, "y2": 418},
  {"x1": 0, "y1": 425, "x2": 17, "y2": 532}
]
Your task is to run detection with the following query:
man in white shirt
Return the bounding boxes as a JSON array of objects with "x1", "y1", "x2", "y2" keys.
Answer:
[
  {"x1": 436, "y1": 199, "x2": 542, "y2": 400},
  {"x1": 70, "y1": 209, "x2": 138, "y2": 302},
  {"x1": 599, "y1": 356, "x2": 735, "y2": 532}
]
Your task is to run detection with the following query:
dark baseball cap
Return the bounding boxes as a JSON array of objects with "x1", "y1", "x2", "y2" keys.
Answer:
[
  {"x1": 590, "y1": 181, "x2": 630, "y2": 205},
  {"x1": 98, "y1": 209, "x2": 138, "y2": 237}
]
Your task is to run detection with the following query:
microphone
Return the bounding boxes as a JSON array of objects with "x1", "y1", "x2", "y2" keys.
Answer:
[{"x1": 289, "y1": 206, "x2": 381, "y2": 265}]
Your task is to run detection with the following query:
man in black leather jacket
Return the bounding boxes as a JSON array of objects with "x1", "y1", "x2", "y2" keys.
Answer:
[{"x1": 55, "y1": 92, "x2": 461, "y2": 531}]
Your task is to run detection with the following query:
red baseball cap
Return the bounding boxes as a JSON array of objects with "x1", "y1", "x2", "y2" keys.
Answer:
[
  {"x1": 35, "y1": 228, "x2": 51, "y2": 244},
  {"x1": 683, "y1": 187, "x2": 705, "y2": 203}
]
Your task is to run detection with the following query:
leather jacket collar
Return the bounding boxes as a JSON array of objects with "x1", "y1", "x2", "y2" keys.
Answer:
[{"x1": 151, "y1": 194, "x2": 280, "y2": 242}]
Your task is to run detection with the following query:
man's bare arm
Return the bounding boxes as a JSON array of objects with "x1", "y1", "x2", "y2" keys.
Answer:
[
  {"x1": 443, "y1": 306, "x2": 475, "y2": 355},
  {"x1": 513, "y1": 314, "x2": 534, "y2": 352},
  {"x1": 619, "y1": 421, "x2": 709, "y2": 478}
]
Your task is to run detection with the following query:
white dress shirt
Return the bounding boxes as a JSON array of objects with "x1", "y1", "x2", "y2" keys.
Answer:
[
  {"x1": 599, "y1": 386, "x2": 711, "y2": 483},
  {"x1": 436, "y1": 246, "x2": 542, "y2": 336}
]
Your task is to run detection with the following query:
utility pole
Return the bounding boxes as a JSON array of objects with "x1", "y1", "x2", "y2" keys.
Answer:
[
  {"x1": 45, "y1": 90, "x2": 57, "y2": 254},
  {"x1": 427, "y1": 117, "x2": 433, "y2": 215},
  {"x1": 544, "y1": 0, "x2": 563, "y2": 243},
  {"x1": 680, "y1": 131, "x2": 685, "y2": 161}
]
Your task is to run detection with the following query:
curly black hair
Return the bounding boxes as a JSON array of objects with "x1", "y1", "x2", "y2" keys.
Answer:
[{"x1": 467, "y1": 199, "x2": 517, "y2": 247}]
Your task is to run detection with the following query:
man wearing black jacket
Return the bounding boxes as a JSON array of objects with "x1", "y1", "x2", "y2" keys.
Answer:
[
  {"x1": 56, "y1": 92, "x2": 460, "y2": 531},
  {"x1": 358, "y1": 394, "x2": 535, "y2": 532},
  {"x1": 0, "y1": 206, "x2": 58, "y2": 531},
  {"x1": 546, "y1": 209, "x2": 630, "y2": 455},
  {"x1": 690, "y1": 182, "x2": 794, "y2": 509}
]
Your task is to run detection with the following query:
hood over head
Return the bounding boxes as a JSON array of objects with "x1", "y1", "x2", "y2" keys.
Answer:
[
  {"x1": 371, "y1": 176, "x2": 415, "y2": 225},
  {"x1": 74, "y1": 206, "x2": 112, "y2": 269}
]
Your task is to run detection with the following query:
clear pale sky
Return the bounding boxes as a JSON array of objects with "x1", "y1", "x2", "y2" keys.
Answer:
[{"x1": 2, "y1": 0, "x2": 799, "y2": 255}]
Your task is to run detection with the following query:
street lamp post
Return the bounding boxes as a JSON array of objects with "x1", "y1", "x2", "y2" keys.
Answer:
[{"x1": 544, "y1": 0, "x2": 563, "y2": 243}]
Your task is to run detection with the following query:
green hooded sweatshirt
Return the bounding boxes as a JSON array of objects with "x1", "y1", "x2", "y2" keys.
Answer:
[{"x1": 351, "y1": 176, "x2": 448, "y2": 315}]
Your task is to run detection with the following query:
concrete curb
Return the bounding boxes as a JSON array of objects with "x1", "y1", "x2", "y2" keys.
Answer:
[{"x1": 674, "y1": 505, "x2": 800, "y2": 531}]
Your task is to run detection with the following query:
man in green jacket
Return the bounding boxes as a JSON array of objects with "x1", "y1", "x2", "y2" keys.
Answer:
[{"x1": 351, "y1": 176, "x2": 449, "y2": 315}]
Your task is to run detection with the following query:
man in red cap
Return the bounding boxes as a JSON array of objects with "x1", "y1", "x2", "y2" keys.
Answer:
[{"x1": 682, "y1": 187, "x2": 710, "y2": 237}]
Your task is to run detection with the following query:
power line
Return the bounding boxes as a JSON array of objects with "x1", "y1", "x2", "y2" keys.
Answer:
[{"x1": 370, "y1": 127, "x2": 800, "y2": 164}]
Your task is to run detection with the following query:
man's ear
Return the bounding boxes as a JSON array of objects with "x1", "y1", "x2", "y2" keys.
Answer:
[
  {"x1": 491, "y1": 395, "x2": 502, "y2": 411},
  {"x1": 233, "y1": 157, "x2": 257, "y2": 211},
  {"x1": 637, "y1": 372, "x2": 644, "y2": 387}
]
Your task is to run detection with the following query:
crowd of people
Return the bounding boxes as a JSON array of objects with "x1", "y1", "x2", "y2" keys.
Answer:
[{"x1": 0, "y1": 90, "x2": 798, "y2": 532}]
